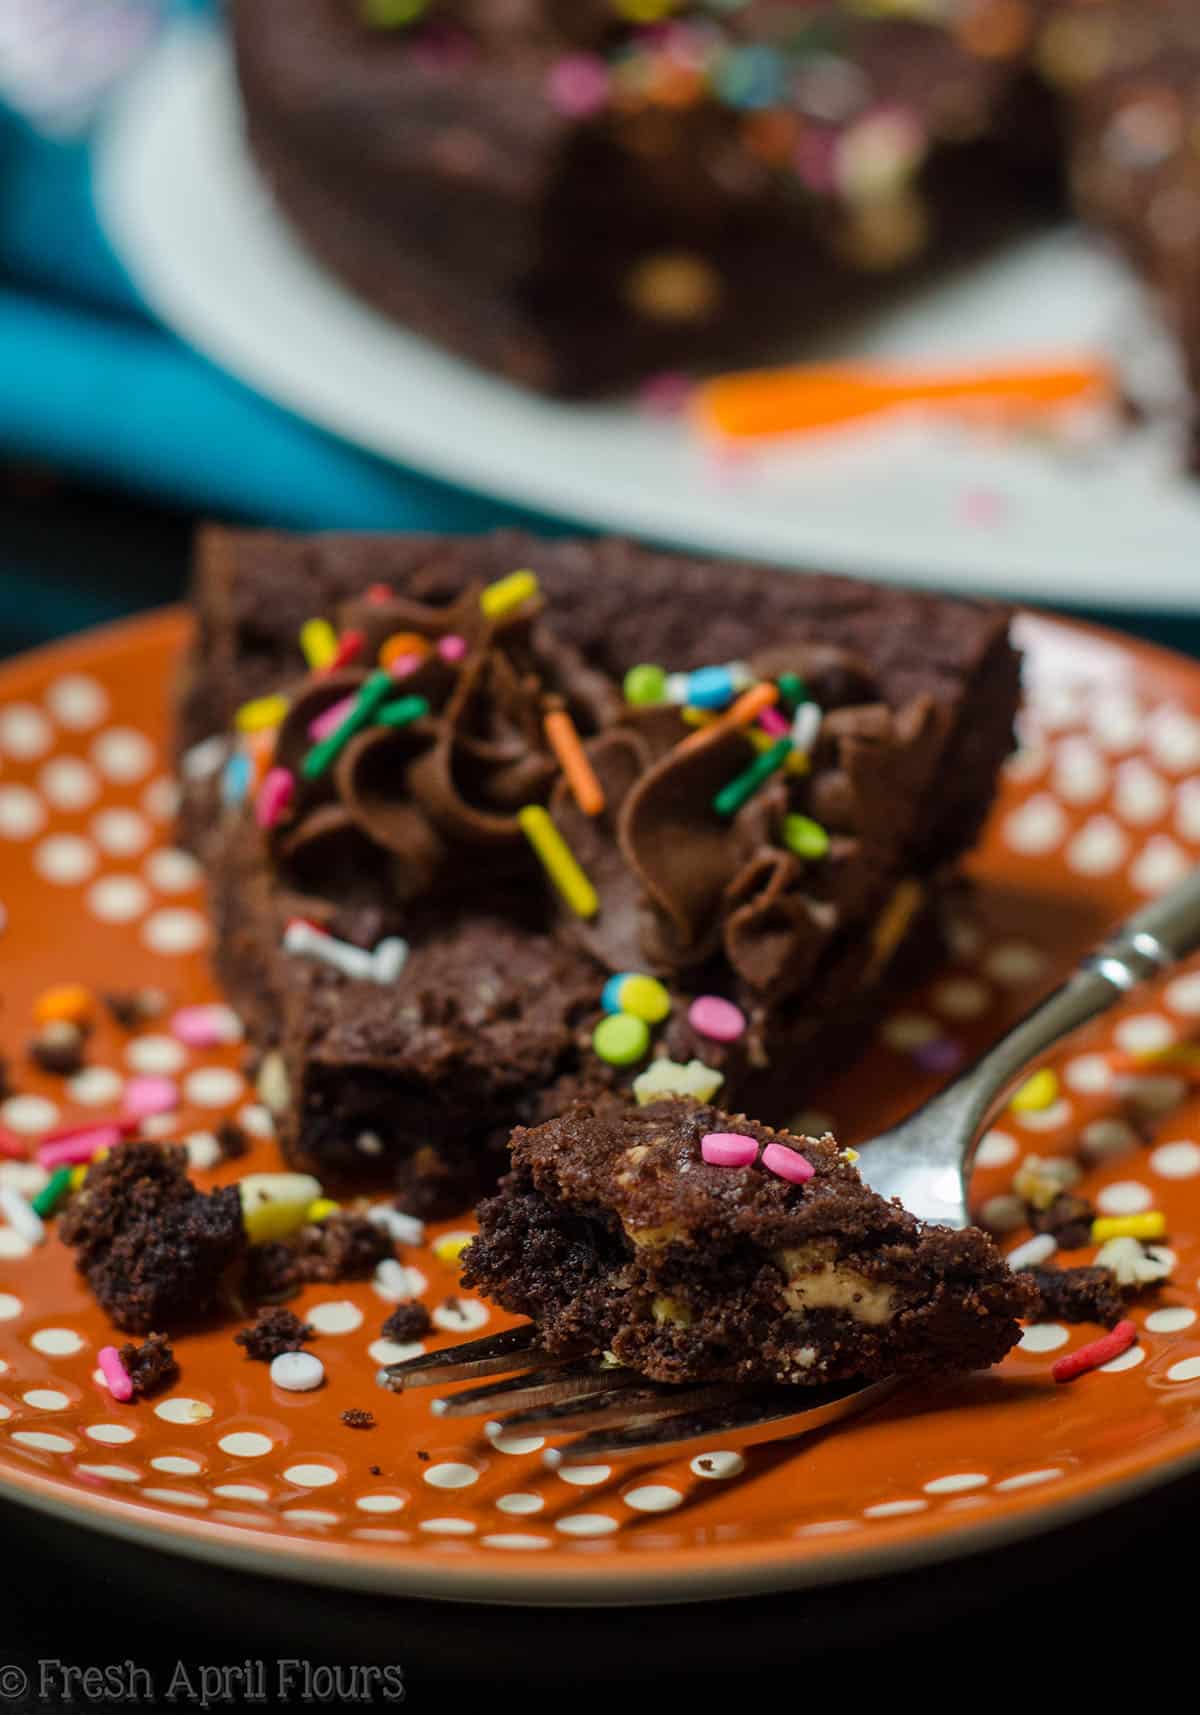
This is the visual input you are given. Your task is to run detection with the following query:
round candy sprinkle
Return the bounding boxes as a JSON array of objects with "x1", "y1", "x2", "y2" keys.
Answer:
[
  {"x1": 776, "y1": 673, "x2": 807, "y2": 712},
  {"x1": 379, "y1": 632, "x2": 430, "y2": 671},
  {"x1": 270, "y1": 1351, "x2": 325, "y2": 1393},
  {"x1": 762, "y1": 1143, "x2": 815, "y2": 1185},
  {"x1": 782, "y1": 814, "x2": 830, "y2": 860},
  {"x1": 701, "y1": 1132, "x2": 759, "y2": 1168},
  {"x1": 688, "y1": 995, "x2": 746, "y2": 1043},
  {"x1": 438, "y1": 634, "x2": 468, "y2": 664},
  {"x1": 98, "y1": 1345, "x2": 134, "y2": 1403},
  {"x1": 593, "y1": 1013, "x2": 651, "y2": 1067},
  {"x1": 122, "y1": 1076, "x2": 179, "y2": 1122},
  {"x1": 33, "y1": 984, "x2": 94, "y2": 1028},
  {"x1": 299, "y1": 617, "x2": 338, "y2": 671},
  {"x1": 1011, "y1": 1068, "x2": 1059, "y2": 1113},
  {"x1": 170, "y1": 1004, "x2": 243, "y2": 1048},
  {"x1": 601, "y1": 973, "x2": 671, "y2": 1023},
  {"x1": 687, "y1": 666, "x2": 737, "y2": 710},
  {"x1": 623, "y1": 664, "x2": 667, "y2": 706}
]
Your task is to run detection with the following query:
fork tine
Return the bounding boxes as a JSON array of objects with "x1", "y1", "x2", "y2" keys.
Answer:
[
  {"x1": 431, "y1": 1357, "x2": 641, "y2": 1419},
  {"x1": 377, "y1": 1322, "x2": 579, "y2": 1390},
  {"x1": 544, "y1": 1375, "x2": 900, "y2": 1465},
  {"x1": 486, "y1": 1382, "x2": 740, "y2": 1438}
]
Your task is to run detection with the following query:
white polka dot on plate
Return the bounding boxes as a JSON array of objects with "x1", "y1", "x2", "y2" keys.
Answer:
[
  {"x1": 881, "y1": 1013, "x2": 938, "y2": 1051},
  {"x1": 144, "y1": 848, "x2": 201, "y2": 893},
  {"x1": 0, "y1": 703, "x2": 51, "y2": 759},
  {"x1": 932, "y1": 978, "x2": 991, "y2": 1020},
  {"x1": 0, "y1": 784, "x2": 45, "y2": 840},
  {"x1": 154, "y1": 1397, "x2": 212, "y2": 1425},
  {"x1": 373, "y1": 1261, "x2": 426, "y2": 1303},
  {"x1": 38, "y1": 757, "x2": 98, "y2": 812},
  {"x1": 1166, "y1": 973, "x2": 1200, "y2": 1017},
  {"x1": 29, "y1": 1328, "x2": 84, "y2": 1357},
  {"x1": 482, "y1": 1534, "x2": 550, "y2": 1551},
  {"x1": 90, "y1": 807, "x2": 149, "y2": 857},
  {"x1": 88, "y1": 875, "x2": 150, "y2": 923},
  {"x1": 623, "y1": 1485, "x2": 682, "y2": 1513},
  {"x1": 1053, "y1": 737, "x2": 1108, "y2": 805},
  {"x1": 975, "y1": 1130, "x2": 1018, "y2": 1169},
  {"x1": 151, "y1": 1455, "x2": 203, "y2": 1476},
  {"x1": 420, "y1": 1518, "x2": 476, "y2": 1536},
  {"x1": 1114, "y1": 1014, "x2": 1175, "y2": 1056},
  {"x1": 34, "y1": 834, "x2": 96, "y2": 885},
  {"x1": 185, "y1": 1133, "x2": 221, "y2": 1171},
  {"x1": 1067, "y1": 816, "x2": 1127, "y2": 877},
  {"x1": 13, "y1": 1431, "x2": 74, "y2": 1454},
  {"x1": 284, "y1": 1464, "x2": 339, "y2": 1489},
  {"x1": 141, "y1": 908, "x2": 207, "y2": 955},
  {"x1": 141, "y1": 1488, "x2": 207, "y2": 1509},
  {"x1": 1005, "y1": 795, "x2": 1067, "y2": 857},
  {"x1": 368, "y1": 1338, "x2": 424, "y2": 1367},
  {"x1": 1013, "y1": 1099, "x2": 1073, "y2": 1133},
  {"x1": 690, "y1": 1450, "x2": 744, "y2": 1480},
  {"x1": 46, "y1": 675, "x2": 107, "y2": 730},
  {"x1": 211, "y1": 1483, "x2": 269, "y2": 1503},
  {"x1": 557, "y1": 1465, "x2": 611, "y2": 1488},
  {"x1": 555, "y1": 1514, "x2": 617, "y2": 1538},
  {"x1": 1065, "y1": 1053, "x2": 1113, "y2": 1095},
  {"x1": 1148, "y1": 707, "x2": 1200, "y2": 775},
  {"x1": 1151, "y1": 1141, "x2": 1200, "y2": 1180},
  {"x1": 1019, "y1": 1324, "x2": 1070, "y2": 1353},
  {"x1": 495, "y1": 1493, "x2": 543, "y2": 1515},
  {"x1": 1096, "y1": 1181, "x2": 1152, "y2": 1215},
  {"x1": 1131, "y1": 836, "x2": 1190, "y2": 896},
  {"x1": 1177, "y1": 778, "x2": 1200, "y2": 842},
  {"x1": 1100, "y1": 1344, "x2": 1145, "y2": 1373},
  {"x1": 863, "y1": 1499, "x2": 926, "y2": 1518},
  {"x1": 994, "y1": 1468, "x2": 1063, "y2": 1491},
  {"x1": 142, "y1": 777, "x2": 179, "y2": 822},
  {"x1": 184, "y1": 1068, "x2": 243, "y2": 1108},
  {"x1": 1146, "y1": 1306, "x2": 1197, "y2": 1333},
  {"x1": 0, "y1": 1232, "x2": 31, "y2": 1260},
  {"x1": 1003, "y1": 737, "x2": 1047, "y2": 782},
  {"x1": 91, "y1": 727, "x2": 154, "y2": 783},
  {"x1": 1090, "y1": 693, "x2": 1143, "y2": 753},
  {"x1": 68, "y1": 1066, "x2": 123, "y2": 1107},
  {"x1": 487, "y1": 1429, "x2": 545, "y2": 1457},
  {"x1": 125, "y1": 1035, "x2": 186, "y2": 1075},
  {"x1": 1081, "y1": 1118, "x2": 1139, "y2": 1163},
  {"x1": 23, "y1": 1389, "x2": 70, "y2": 1411},
  {"x1": 1167, "y1": 1357, "x2": 1200, "y2": 1383},
  {"x1": 356, "y1": 1494, "x2": 408, "y2": 1514},
  {"x1": 983, "y1": 942, "x2": 1046, "y2": 987},
  {"x1": 1, "y1": 1095, "x2": 57, "y2": 1134},
  {"x1": 219, "y1": 1432, "x2": 274, "y2": 1458},
  {"x1": 306, "y1": 1301, "x2": 363, "y2": 1335},
  {"x1": 923, "y1": 1473, "x2": 988, "y2": 1495},
  {"x1": 423, "y1": 1463, "x2": 478, "y2": 1491},
  {"x1": 432, "y1": 1299, "x2": 490, "y2": 1334},
  {"x1": 86, "y1": 1423, "x2": 136, "y2": 1444},
  {"x1": 238, "y1": 1104, "x2": 274, "y2": 1138},
  {"x1": 1114, "y1": 759, "x2": 1169, "y2": 826}
]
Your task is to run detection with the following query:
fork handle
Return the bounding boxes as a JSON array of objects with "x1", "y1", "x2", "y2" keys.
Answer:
[{"x1": 923, "y1": 864, "x2": 1200, "y2": 1169}]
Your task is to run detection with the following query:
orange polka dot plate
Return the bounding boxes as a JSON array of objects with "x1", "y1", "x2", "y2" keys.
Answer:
[{"x1": 4, "y1": 607, "x2": 1200, "y2": 1605}]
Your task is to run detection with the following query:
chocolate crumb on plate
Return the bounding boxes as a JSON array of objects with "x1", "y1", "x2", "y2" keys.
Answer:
[
  {"x1": 216, "y1": 1120, "x2": 250, "y2": 1161},
  {"x1": 117, "y1": 1331, "x2": 179, "y2": 1399},
  {"x1": 28, "y1": 1022, "x2": 87, "y2": 1077},
  {"x1": 234, "y1": 1305, "x2": 314, "y2": 1362},
  {"x1": 1027, "y1": 1266, "x2": 1126, "y2": 1328},
  {"x1": 341, "y1": 1409, "x2": 375, "y2": 1429},
  {"x1": 381, "y1": 1301, "x2": 432, "y2": 1344}
]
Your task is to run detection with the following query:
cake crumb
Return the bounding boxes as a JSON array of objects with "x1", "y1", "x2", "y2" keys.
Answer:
[
  {"x1": 117, "y1": 1332, "x2": 179, "y2": 1399},
  {"x1": 1027, "y1": 1265, "x2": 1124, "y2": 1327},
  {"x1": 216, "y1": 1120, "x2": 250, "y2": 1162},
  {"x1": 103, "y1": 988, "x2": 167, "y2": 1031},
  {"x1": 381, "y1": 1301, "x2": 432, "y2": 1343},
  {"x1": 234, "y1": 1306, "x2": 314, "y2": 1362},
  {"x1": 341, "y1": 1408, "x2": 375, "y2": 1429},
  {"x1": 29, "y1": 1023, "x2": 87, "y2": 1077}
]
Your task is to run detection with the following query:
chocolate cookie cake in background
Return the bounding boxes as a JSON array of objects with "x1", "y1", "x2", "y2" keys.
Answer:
[
  {"x1": 229, "y1": 0, "x2": 1066, "y2": 397},
  {"x1": 176, "y1": 525, "x2": 1019, "y2": 1216},
  {"x1": 462, "y1": 1101, "x2": 1036, "y2": 1386}
]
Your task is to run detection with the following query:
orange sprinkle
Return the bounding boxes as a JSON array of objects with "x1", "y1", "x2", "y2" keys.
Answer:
[
  {"x1": 244, "y1": 728, "x2": 277, "y2": 790},
  {"x1": 379, "y1": 632, "x2": 431, "y2": 670},
  {"x1": 686, "y1": 682, "x2": 779, "y2": 747},
  {"x1": 33, "y1": 984, "x2": 94, "y2": 1028},
  {"x1": 691, "y1": 357, "x2": 1117, "y2": 442},
  {"x1": 544, "y1": 709, "x2": 606, "y2": 817}
]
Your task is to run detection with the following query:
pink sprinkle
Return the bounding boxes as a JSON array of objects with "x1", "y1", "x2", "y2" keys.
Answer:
[
  {"x1": 170, "y1": 1005, "x2": 241, "y2": 1049},
  {"x1": 638, "y1": 371, "x2": 694, "y2": 418},
  {"x1": 962, "y1": 487, "x2": 1008, "y2": 528},
  {"x1": 255, "y1": 766, "x2": 295, "y2": 831},
  {"x1": 758, "y1": 705, "x2": 790, "y2": 738},
  {"x1": 437, "y1": 634, "x2": 468, "y2": 664},
  {"x1": 388, "y1": 653, "x2": 423, "y2": 680},
  {"x1": 0, "y1": 1127, "x2": 27, "y2": 1161},
  {"x1": 98, "y1": 1345, "x2": 134, "y2": 1403},
  {"x1": 308, "y1": 695, "x2": 354, "y2": 742},
  {"x1": 122, "y1": 1076, "x2": 179, "y2": 1122},
  {"x1": 688, "y1": 995, "x2": 746, "y2": 1043},
  {"x1": 547, "y1": 53, "x2": 610, "y2": 117},
  {"x1": 37, "y1": 1124, "x2": 122, "y2": 1169},
  {"x1": 701, "y1": 1131, "x2": 759, "y2": 1168},
  {"x1": 762, "y1": 1143, "x2": 816, "y2": 1185},
  {"x1": 40, "y1": 1116, "x2": 136, "y2": 1146}
]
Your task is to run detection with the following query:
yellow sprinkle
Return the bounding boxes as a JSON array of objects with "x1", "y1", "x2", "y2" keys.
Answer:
[
  {"x1": 841, "y1": 1148, "x2": 860, "y2": 1164},
  {"x1": 480, "y1": 568, "x2": 540, "y2": 621},
  {"x1": 518, "y1": 805, "x2": 598, "y2": 919},
  {"x1": 235, "y1": 694, "x2": 290, "y2": 734},
  {"x1": 299, "y1": 618, "x2": 338, "y2": 671},
  {"x1": 1011, "y1": 1068, "x2": 1060, "y2": 1113},
  {"x1": 433, "y1": 1232, "x2": 473, "y2": 1267},
  {"x1": 682, "y1": 707, "x2": 716, "y2": 729},
  {"x1": 305, "y1": 1197, "x2": 340, "y2": 1223},
  {"x1": 69, "y1": 1165, "x2": 88, "y2": 1191},
  {"x1": 1092, "y1": 1212, "x2": 1167, "y2": 1243}
]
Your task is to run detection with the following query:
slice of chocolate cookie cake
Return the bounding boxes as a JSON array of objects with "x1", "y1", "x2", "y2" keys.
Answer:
[
  {"x1": 463, "y1": 1101, "x2": 1035, "y2": 1386},
  {"x1": 177, "y1": 526, "x2": 1019, "y2": 1215}
]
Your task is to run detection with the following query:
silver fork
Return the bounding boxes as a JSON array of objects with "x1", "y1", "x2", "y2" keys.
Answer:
[{"x1": 381, "y1": 868, "x2": 1200, "y2": 1463}]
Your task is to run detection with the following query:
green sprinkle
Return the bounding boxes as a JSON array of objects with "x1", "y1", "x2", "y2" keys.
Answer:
[
  {"x1": 301, "y1": 671, "x2": 394, "y2": 779},
  {"x1": 623, "y1": 663, "x2": 668, "y2": 706},
  {"x1": 31, "y1": 1166, "x2": 73, "y2": 1219},
  {"x1": 712, "y1": 737, "x2": 792, "y2": 819},
  {"x1": 776, "y1": 673, "x2": 807, "y2": 713},
  {"x1": 361, "y1": 0, "x2": 428, "y2": 27},
  {"x1": 782, "y1": 814, "x2": 830, "y2": 859},
  {"x1": 593, "y1": 1012, "x2": 651, "y2": 1067},
  {"x1": 377, "y1": 695, "x2": 431, "y2": 729}
]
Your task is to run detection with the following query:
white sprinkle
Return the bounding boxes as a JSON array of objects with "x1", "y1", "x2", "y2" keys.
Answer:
[
  {"x1": 0, "y1": 1186, "x2": 44, "y2": 1246},
  {"x1": 271, "y1": 1352, "x2": 325, "y2": 1393},
  {"x1": 367, "y1": 1205, "x2": 425, "y2": 1246},
  {"x1": 790, "y1": 701, "x2": 822, "y2": 756},
  {"x1": 371, "y1": 937, "x2": 409, "y2": 984},
  {"x1": 1007, "y1": 1233, "x2": 1056, "y2": 1271},
  {"x1": 91, "y1": 726, "x2": 154, "y2": 783},
  {"x1": 283, "y1": 920, "x2": 375, "y2": 982},
  {"x1": 373, "y1": 1261, "x2": 426, "y2": 1303}
]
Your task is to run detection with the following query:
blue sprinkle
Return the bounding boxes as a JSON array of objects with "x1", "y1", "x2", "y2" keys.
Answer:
[
  {"x1": 687, "y1": 666, "x2": 737, "y2": 710},
  {"x1": 601, "y1": 974, "x2": 633, "y2": 1015},
  {"x1": 714, "y1": 44, "x2": 785, "y2": 112},
  {"x1": 221, "y1": 751, "x2": 252, "y2": 806}
]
